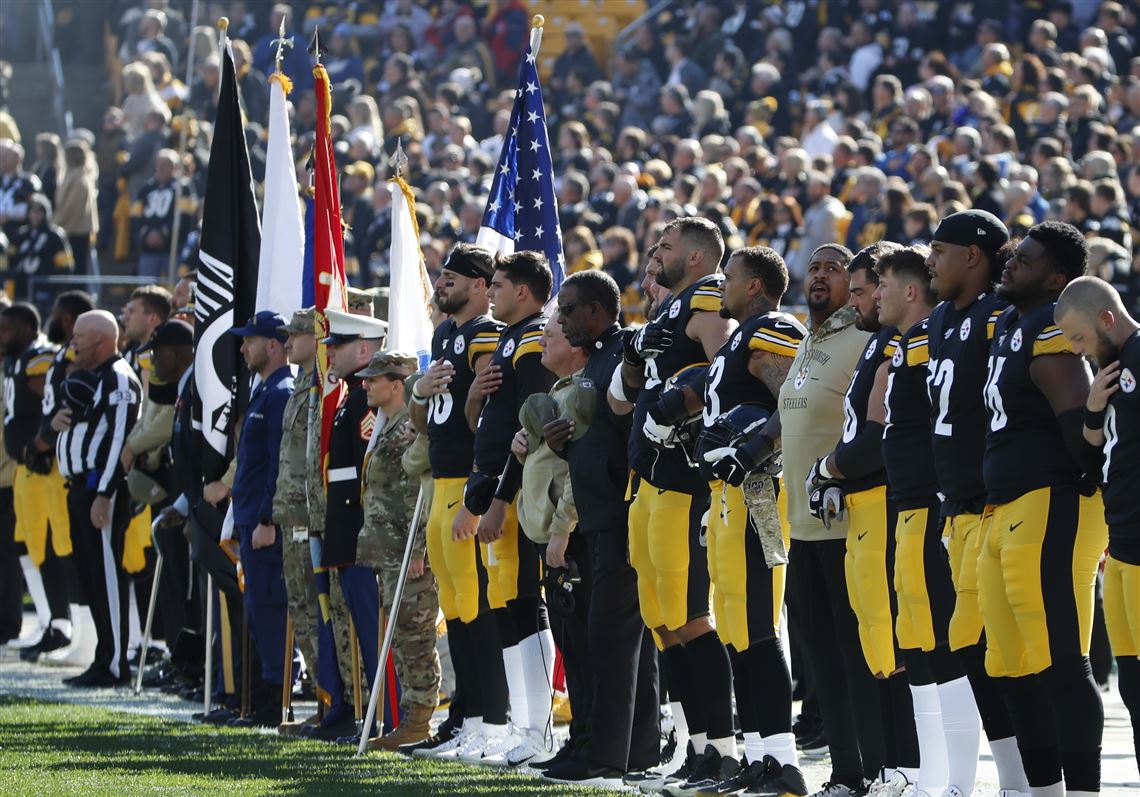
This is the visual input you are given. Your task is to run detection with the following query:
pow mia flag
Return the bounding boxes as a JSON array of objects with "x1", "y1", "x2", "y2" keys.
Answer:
[{"x1": 193, "y1": 35, "x2": 260, "y2": 482}]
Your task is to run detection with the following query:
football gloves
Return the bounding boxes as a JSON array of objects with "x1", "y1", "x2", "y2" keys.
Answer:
[
  {"x1": 622, "y1": 321, "x2": 674, "y2": 366},
  {"x1": 23, "y1": 445, "x2": 54, "y2": 475},
  {"x1": 643, "y1": 388, "x2": 690, "y2": 447},
  {"x1": 808, "y1": 481, "x2": 846, "y2": 529},
  {"x1": 701, "y1": 432, "x2": 776, "y2": 488}
]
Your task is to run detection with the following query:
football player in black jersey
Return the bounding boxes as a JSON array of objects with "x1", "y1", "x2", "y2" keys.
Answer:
[
  {"x1": 1055, "y1": 276, "x2": 1140, "y2": 779},
  {"x1": 609, "y1": 217, "x2": 738, "y2": 793},
  {"x1": 466, "y1": 251, "x2": 558, "y2": 765},
  {"x1": 925, "y1": 210, "x2": 1030, "y2": 796},
  {"x1": 693, "y1": 246, "x2": 808, "y2": 795},
  {"x1": 876, "y1": 246, "x2": 974, "y2": 796},
  {"x1": 807, "y1": 242, "x2": 922, "y2": 794},
  {"x1": 979, "y1": 222, "x2": 1107, "y2": 796},
  {"x1": 409, "y1": 243, "x2": 507, "y2": 760}
]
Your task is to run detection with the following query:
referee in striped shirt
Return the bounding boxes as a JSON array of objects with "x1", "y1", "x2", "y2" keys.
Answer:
[{"x1": 49, "y1": 310, "x2": 142, "y2": 687}]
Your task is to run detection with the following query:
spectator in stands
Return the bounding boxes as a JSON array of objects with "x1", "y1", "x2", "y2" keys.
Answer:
[
  {"x1": 550, "y1": 22, "x2": 600, "y2": 107},
  {"x1": 31, "y1": 134, "x2": 63, "y2": 209},
  {"x1": 121, "y1": 62, "x2": 169, "y2": 141},
  {"x1": 132, "y1": 149, "x2": 196, "y2": 280},
  {"x1": 5, "y1": 193, "x2": 73, "y2": 310},
  {"x1": 663, "y1": 37, "x2": 706, "y2": 98},
  {"x1": 54, "y1": 139, "x2": 99, "y2": 276}
]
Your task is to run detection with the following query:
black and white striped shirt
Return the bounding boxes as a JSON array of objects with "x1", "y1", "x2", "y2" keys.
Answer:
[{"x1": 57, "y1": 355, "x2": 141, "y2": 495}]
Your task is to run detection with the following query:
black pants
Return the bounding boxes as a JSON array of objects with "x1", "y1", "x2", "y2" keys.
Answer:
[
  {"x1": 583, "y1": 525, "x2": 661, "y2": 773},
  {"x1": 155, "y1": 520, "x2": 193, "y2": 652},
  {"x1": 68, "y1": 234, "x2": 91, "y2": 275},
  {"x1": 0, "y1": 486, "x2": 23, "y2": 641},
  {"x1": 790, "y1": 538, "x2": 886, "y2": 786},
  {"x1": 67, "y1": 478, "x2": 130, "y2": 678},
  {"x1": 541, "y1": 532, "x2": 594, "y2": 746}
]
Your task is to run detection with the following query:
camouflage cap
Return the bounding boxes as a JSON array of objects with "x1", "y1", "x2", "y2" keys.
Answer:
[
  {"x1": 283, "y1": 306, "x2": 316, "y2": 335},
  {"x1": 562, "y1": 374, "x2": 598, "y2": 441},
  {"x1": 519, "y1": 392, "x2": 559, "y2": 451},
  {"x1": 347, "y1": 286, "x2": 375, "y2": 316},
  {"x1": 356, "y1": 349, "x2": 418, "y2": 379},
  {"x1": 371, "y1": 287, "x2": 390, "y2": 324}
]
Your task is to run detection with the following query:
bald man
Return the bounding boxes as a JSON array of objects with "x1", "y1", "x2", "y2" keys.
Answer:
[
  {"x1": 52, "y1": 310, "x2": 143, "y2": 687},
  {"x1": 1056, "y1": 276, "x2": 1140, "y2": 771}
]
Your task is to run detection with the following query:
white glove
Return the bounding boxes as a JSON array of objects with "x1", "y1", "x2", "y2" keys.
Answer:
[{"x1": 642, "y1": 412, "x2": 675, "y2": 447}]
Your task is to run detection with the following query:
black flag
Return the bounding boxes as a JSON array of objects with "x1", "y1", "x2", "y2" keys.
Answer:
[{"x1": 193, "y1": 37, "x2": 260, "y2": 483}]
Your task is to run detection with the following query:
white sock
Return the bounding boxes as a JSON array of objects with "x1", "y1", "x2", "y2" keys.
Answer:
[
  {"x1": 482, "y1": 722, "x2": 507, "y2": 740},
  {"x1": 911, "y1": 682, "x2": 948, "y2": 795},
  {"x1": 128, "y1": 583, "x2": 143, "y2": 652},
  {"x1": 1028, "y1": 782, "x2": 1064, "y2": 797},
  {"x1": 937, "y1": 676, "x2": 981, "y2": 795},
  {"x1": 989, "y1": 736, "x2": 1031, "y2": 793},
  {"x1": 463, "y1": 716, "x2": 483, "y2": 734},
  {"x1": 761, "y1": 731, "x2": 796, "y2": 767},
  {"x1": 743, "y1": 732, "x2": 764, "y2": 765},
  {"x1": 519, "y1": 629, "x2": 555, "y2": 732},
  {"x1": 49, "y1": 618, "x2": 73, "y2": 638},
  {"x1": 502, "y1": 643, "x2": 528, "y2": 730},
  {"x1": 690, "y1": 731, "x2": 708, "y2": 752},
  {"x1": 670, "y1": 700, "x2": 689, "y2": 742},
  {"x1": 1067, "y1": 791, "x2": 1099, "y2": 797},
  {"x1": 19, "y1": 555, "x2": 50, "y2": 627},
  {"x1": 709, "y1": 736, "x2": 736, "y2": 759}
]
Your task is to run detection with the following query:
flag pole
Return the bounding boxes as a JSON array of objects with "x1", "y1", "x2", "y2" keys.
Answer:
[
  {"x1": 356, "y1": 486, "x2": 425, "y2": 755},
  {"x1": 165, "y1": 0, "x2": 202, "y2": 288}
]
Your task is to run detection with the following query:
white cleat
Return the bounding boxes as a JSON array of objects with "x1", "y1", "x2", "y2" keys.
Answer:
[
  {"x1": 7, "y1": 624, "x2": 46, "y2": 650},
  {"x1": 470, "y1": 727, "x2": 518, "y2": 766},
  {"x1": 417, "y1": 723, "x2": 475, "y2": 759},
  {"x1": 499, "y1": 728, "x2": 556, "y2": 767}
]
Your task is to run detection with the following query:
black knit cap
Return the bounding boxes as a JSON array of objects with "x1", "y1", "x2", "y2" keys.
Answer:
[{"x1": 932, "y1": 210, "x2": 1010, "y2": 261}]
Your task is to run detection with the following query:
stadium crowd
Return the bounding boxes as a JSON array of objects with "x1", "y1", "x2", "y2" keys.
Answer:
[{"x1": 1, "y1": 1, "x2": 1139, "y2": 797}]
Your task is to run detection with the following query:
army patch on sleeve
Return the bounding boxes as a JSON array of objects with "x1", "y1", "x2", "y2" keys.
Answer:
[{"x1": 359, "y1": 410, "x2": 376, "y2": 441}]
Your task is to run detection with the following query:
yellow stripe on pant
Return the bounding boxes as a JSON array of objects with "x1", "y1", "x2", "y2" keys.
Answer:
[
  {"x1": 844, "y1": 484, "x2": 895, "y2": 676},
  {"x1": 944, "y1": 511, "x2": 986, "y2": 651},
  {"x1": 13, "y1": 465, "x2": 71, "y2": 565},
  {"x1": 1103, "y1": 554, "x2": 1140, "y2": 659},
  {"x1": 706, "y1": 480, "x2": 786, "y2": 652},
  {"x1": 483, "y1": 498, "x2": 520, "y2": 610},
  {"x1": 978, "y1": 487, "x2": 1108, "y2": 678},
  {"x1": 628, "y1": 486, "x2": 692, "y2": 631},
  {"x1": 425, "y1": 477, "x2": 481, "y2": 622},
  {"x1": 894, "y1": 506, "x2": 934, "y2": 651}
]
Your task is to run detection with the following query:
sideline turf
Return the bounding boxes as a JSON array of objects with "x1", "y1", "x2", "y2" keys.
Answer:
[{"x1": 0, "y1": 696, "x2": 613, "y2": 797}]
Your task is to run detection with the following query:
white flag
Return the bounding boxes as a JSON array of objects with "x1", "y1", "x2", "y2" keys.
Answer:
[
  {"x1": 388, "y1": 176, "x2": 434, "y2": 367},
  {"x1": 256, "y1": 74, "x2": 304, "y2": 317}
]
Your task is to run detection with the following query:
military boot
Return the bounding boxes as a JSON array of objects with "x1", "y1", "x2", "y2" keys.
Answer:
[{"x1": 367, "y1": 703, "x2": 435, "y2": 751}]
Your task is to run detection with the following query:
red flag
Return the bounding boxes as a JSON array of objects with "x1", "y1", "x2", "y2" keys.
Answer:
[{"x1": 313, "y1": 64, "x2": 347, "y2": 477}]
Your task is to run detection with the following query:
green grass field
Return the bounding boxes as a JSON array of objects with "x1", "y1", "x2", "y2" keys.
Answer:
[{"x1": 0, "y1": 696, "x2": 615, "y2": 797}]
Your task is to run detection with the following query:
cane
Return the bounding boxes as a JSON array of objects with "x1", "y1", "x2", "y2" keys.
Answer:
[
  {"x1": 357, "y1": 487, "x2": 424, "y2": 755},
  {"x1": 281, "y1": 615, "x2": 294, "y2": 725},
  {"x1": 203, "y1": 573, "x2": 214, "y2": 716},
  {"x1": 134, "y1": 516, "x2": 166, "y2": 695}
]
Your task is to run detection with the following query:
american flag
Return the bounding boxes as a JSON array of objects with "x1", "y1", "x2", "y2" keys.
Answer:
[{"x1": 476, "y1": 37, "x2": 565, "y2": 297}]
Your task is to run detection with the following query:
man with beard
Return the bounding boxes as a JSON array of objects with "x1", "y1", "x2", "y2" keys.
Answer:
[
  {"x1": 408, "y1": 244, "x2": 507, "y2": 760},
  {"x1": 0, "y1": 302, "x2": 72, "y2": 659},
  {"x1": 1056, "y1": 276, "x2": 1140, "y2": 778},
  {"x1": 925, "y1": 210, "x2": 1031, "y2": 796},
  {"x1": 979, "y1": 223, "x2": 1106, "y2": 796},
  {"x1": 609, "y1": 217, "x2": 737, "y2": 796},
  {"x1": 802, "y1": 243, "x2": 920, "y2": 796},
  {"x1": 542, "y1": 269, "x2": 660, "y2": 785}
]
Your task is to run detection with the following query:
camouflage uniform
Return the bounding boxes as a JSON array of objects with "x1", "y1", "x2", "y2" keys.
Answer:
[{"x1": 359, "y1": 403, "x2": 441, "y2": 712}]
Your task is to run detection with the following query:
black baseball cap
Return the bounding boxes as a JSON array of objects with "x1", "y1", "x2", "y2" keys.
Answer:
[
  {"x1": 932, "y1": 210, "x2": 1009, "y2": 261},
  {"x1": 142, "y1": 319, "x2": 194, "y2": 351}
]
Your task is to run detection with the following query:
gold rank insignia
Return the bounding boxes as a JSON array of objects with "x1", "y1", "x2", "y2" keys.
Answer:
[{"x1": 359, "y1": 410, "x2": 376, "y2": 442}]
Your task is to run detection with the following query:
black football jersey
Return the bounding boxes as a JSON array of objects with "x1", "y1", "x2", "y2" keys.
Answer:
[
  {"x1": 473, "y1": 312, "x2": 555, "y2": 476},
  {"x1": 1101, "y1": 329, "x2": 1140, "y2": 565},
  {"x1": 983, "y1": 303, "x2": 1084, "y2": 503},
  {"x1": 631, "y1": 273, "x2": 723, "y2": 493},
  {"x1": 703, "y1": 311, "x2": 805, "y2": 422},
  {"x1": 883, "y1": 318, "x2": 938, "y2": 503},
  {"x1": 3, "y1": 337, "x2": 57, "y2": 461},
  {"x1": 833, "y1": 326, "x2": 897, "y2": 493},
  {"x1": 427, "y1": 315, "x2": 502, "y2": 478},
  {"x1": 926, "y1": 293, "x2": 1007, "y2": 512}
]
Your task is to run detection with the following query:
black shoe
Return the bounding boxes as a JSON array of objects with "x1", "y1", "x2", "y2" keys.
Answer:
[
  {"x1": 660, "y1": 727, "x2": 678, "y2": 765},
  {"x1": 662, "y1": 745, "x2": 729, "y2": 795},
  {"x1": 64, "y1": 666, "x2": 129, "y2": 688},
  {"x1": 399, "y1": 713, "x2": 462, "y2": 755},
  {"x1": 542, "y1": 755, "x2": 624, "y2": 785},
  {"x1": 19, "y1": 627, "x2": 70, "y2": 662},
  {"x1": 701, "y1": 757, "x2": 768, "y2": 794},
  {"x1": 746, "y1": 756, "x2": 808, "y2": 796},
  {"x1": 193, "y1": 707, "x2": 238, "y2": 724},
  {"x1": 229, "y1": 704, "x2": 290, "y2": 729},
  {"x1": 62, "y1": 665, "x2": 100, "y2": 686},
  {"x1": 798, "y1": 731, "x2": 828, "y2": 757},
  {"x1": 304, "y1": 717, "x2": 358, "y2": 741}
]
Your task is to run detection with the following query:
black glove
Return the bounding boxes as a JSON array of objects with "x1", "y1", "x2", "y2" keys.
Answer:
[
  {"x1": 463, "y1": 472, "x2": 498, "y2": 516},
  {"x1": 648, "y1": 387, "x2": 690, "y2": 427},
  {"x1": 622, "y1": 322, "x2": 674, "y2": 366},
  {"x1": 700, "y1": 429, "x2": 776, "y2": 485},
  {"x1": 23, "y1": 445, "x2": 54, "y2": 475}
]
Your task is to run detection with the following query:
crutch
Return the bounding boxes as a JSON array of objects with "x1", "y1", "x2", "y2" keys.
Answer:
[
  {"x1": 357, "y1": 487, "x2": 425, "y2": 755},
  {"x1": 134, "y1": 516, "x2": 166, "y2": 695}
]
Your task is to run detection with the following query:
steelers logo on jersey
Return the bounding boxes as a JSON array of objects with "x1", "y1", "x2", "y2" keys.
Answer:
[
  {"x1": 892, "y1": 347, "x2": 904, "y2": 367},
  {"x1": 960, "y1": 318, "x2": 972, "y2": 340},
  {"x1": 502, "y1": 339, "x2": 516, "y2": 358},
  {"x1": 669, "y1": 300, "x2": 682, "y2": 319},
  {"x1": 864, "y1": 339, "x2": 878, "y2": 360},
  {"x1": 730, "y1": 331, "x2": 743, "y2": 351},
  {"x1": 794, "y1": 363, "x2": 811, "y2": 390},
  {"x1": 454, "y1": 336, "x2": 466, "y2": 355},
  {"x1": 1011, "y1": 328, "x2": 1023, "y2": 352},
  {"x1": 1121, "y1": 367, "x2": 1137, "y2": 394}
]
